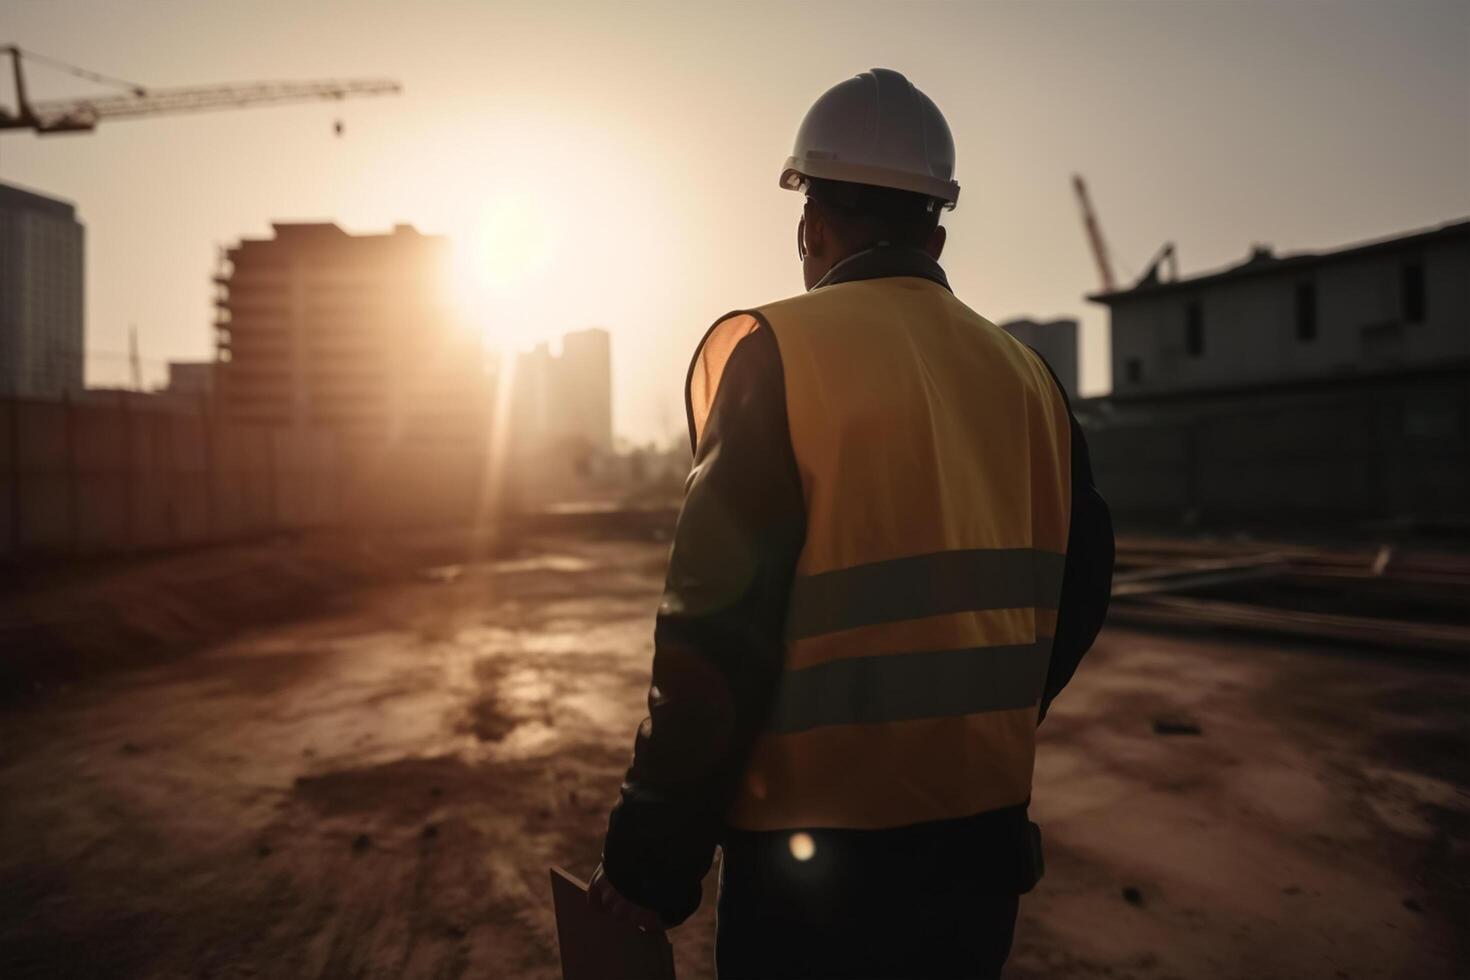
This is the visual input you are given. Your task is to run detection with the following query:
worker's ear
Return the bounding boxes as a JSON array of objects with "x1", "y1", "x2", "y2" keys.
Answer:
[
  {"x1": 801, "y1": 200, "x2": 826, "y2": 257},
  {"x1": 924, "y1": 224, "x2": 946, "y2": 261},
  {"x1": 801, "y1": 200, "x2": 833, "y2": 290}
]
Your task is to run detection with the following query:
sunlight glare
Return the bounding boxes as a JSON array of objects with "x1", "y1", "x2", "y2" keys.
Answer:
[{"x1": 451, "y1": 192, "x2": 558, "y2": 350}]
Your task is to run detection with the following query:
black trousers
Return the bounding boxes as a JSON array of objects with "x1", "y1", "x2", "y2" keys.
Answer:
[{"x1": 715, "y1": 811, "x2": 1029, "y2": 980}]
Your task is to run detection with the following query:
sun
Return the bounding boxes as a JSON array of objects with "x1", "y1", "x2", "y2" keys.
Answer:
[{"x1": 449, "y1": 192, "x2": 558, "y2": 351}]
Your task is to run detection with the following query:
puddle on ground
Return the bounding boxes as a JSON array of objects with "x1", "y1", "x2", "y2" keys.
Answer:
[
  {"x1": 491, "y1": 555, "x2": 598, "y2": 574},
  {"x1": 489, "y1": 721, "x2": 559, "y2": 758}
]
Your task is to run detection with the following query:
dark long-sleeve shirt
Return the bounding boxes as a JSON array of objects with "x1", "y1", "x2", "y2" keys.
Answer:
[{"x1": 602, "y1": 252, "x2": 1113, "y2": 926}]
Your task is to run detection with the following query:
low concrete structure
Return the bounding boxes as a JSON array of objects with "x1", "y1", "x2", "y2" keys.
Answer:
[{"x1": 1092, "y1": 219, "x2": 1469, "y2": 398}]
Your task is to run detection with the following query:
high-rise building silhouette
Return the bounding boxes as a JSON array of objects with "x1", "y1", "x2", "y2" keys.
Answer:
[
  {"x1": 511, "y1": 328, "x2": 613, "y2": 454},
  {"x1": 0, "y1": 182, "x2": 84, "y2": 399},
  {"x1": 1000, "y1": 318, "x2": 1079, "y2": 401}
]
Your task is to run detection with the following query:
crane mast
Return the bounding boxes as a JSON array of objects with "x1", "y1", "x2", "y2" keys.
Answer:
[
  {"x1": 1072, "y1": 174, "x2": 1118, "y2": 294},
  {"x1": 0, "y1": 45, "x2": 400, "y2": 134}
]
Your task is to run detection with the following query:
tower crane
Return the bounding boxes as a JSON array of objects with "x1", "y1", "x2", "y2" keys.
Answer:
[
  {"x1": 1071, "y1": 174, "x2": 1117, "y2": 293},
  {"x1": 0, "y1": 45, "x2": 400, "y2": 135},
  {"x1": 1071, "y1": 174, "x2": 1180, "y2": 292}
]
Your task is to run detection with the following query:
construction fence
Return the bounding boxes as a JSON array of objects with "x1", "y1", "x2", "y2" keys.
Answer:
[
  {"x1": 1, "y1": 395, "x2": 489, "y2": 561},
  {"x1": 1084, "y1": 367, "x2": 1470, "y2": 528}
]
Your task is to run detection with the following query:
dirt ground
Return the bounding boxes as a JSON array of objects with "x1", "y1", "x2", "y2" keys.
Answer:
[{"x1": 1, "y1": 535, "x2": 1465, "y2": 979}]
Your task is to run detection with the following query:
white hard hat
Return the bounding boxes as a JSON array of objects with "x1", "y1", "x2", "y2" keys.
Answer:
[{"x1": 780, "y1": 68, "x2": 960, "y2": 210}]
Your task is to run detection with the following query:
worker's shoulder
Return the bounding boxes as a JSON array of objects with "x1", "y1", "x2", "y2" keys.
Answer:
[
  {"x1": 695, "y1": 290, "x2": 829, "y2": 353},
  {"x1": 983, "y1": 326, "x2": 1071, "y2": 409},
  {"x1": 734, "y1": 279, "x2": 924, "y2": 331},
  {"x1": 747, "y1": 286, "x2": 837, "y2": 319},
  {"x1": 705, "y1": 287, "x2": 835, "y2": 332}
]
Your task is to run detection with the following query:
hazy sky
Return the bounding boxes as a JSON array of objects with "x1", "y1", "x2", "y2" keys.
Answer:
[{"x1": 3, "y1": 0, "x2": 1467, "y2": 444}]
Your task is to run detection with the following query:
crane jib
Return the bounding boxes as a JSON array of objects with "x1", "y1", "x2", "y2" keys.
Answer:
[{"x1": 0, "y1": 47, "x2": 401, "y2": 134}]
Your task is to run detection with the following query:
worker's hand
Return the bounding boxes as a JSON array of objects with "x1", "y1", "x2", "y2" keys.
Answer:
[{"x1": 588, "y1": 863, "x2": 666, "y2": 932}]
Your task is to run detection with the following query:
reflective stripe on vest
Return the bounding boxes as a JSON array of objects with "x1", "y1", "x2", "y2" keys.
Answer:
[
  {"x1": 688, "y1": 276, "x2": 1072, "y2": 832},
  {"x1": 766, "y1": 636, "x2": 1054, "y2": 734},
  {"x1": 786, "y1": 547, "x2": 1066, "y2": 640}
]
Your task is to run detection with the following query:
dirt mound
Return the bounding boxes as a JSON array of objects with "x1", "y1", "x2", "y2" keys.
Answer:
[{"x1": 0, "y1": 535, "x2": 406, "y2": 697}]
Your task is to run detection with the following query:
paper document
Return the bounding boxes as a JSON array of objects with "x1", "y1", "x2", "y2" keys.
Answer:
[{"x1": 549, "y1": 866, "x2": 677, "y2": 980}]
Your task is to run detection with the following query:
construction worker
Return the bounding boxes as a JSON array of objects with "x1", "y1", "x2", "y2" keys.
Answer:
[{"x1": 592, "y1": 68, "x2": 1114, "y2": 979}]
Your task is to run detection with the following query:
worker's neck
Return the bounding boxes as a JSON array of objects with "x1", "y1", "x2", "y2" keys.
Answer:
[
  {"x1": 810, "y1": 242, "x2": 951, "y2": 293},
  {"x1": 814, "y1": 242, "x2": 890, "y2": 287}
]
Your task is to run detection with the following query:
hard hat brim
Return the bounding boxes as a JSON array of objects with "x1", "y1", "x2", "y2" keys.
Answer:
[{"x1": 781, "y1": 157, "x2": 960, "y2": 209}]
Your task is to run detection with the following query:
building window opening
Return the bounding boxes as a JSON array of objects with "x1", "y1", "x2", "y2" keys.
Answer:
[
  {"x1": 1295, "y1": 281, "x2": 1317, "y2": 342},
  {"x1": 1401, "y1": 261, "x2": 1425, "y2": 323},
  {"x1": 1125, "y1": 358, "x2": 1143, "y2": 384},
  {"x1": 1185, "y1": 301, "x2": 1204, "y2": 357}
]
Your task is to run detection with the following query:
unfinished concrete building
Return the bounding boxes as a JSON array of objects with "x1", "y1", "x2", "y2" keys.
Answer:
[{"x1": 215, "y1": 223, "x2": 490, "y2": 445}]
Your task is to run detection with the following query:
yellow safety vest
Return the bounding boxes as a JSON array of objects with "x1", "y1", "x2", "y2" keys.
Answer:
[{"x1": 688, "y1": 274, "x2": 1072, "y2": 832}]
